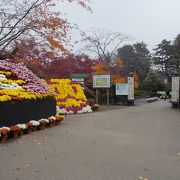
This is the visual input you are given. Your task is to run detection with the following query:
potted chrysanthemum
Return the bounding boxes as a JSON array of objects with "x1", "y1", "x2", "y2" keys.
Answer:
[
  {"x1": 48, "y1": 116, "x2": 56, "y2": 127},
  {"x1": 55, "y1": 115, "x2": 65, "y2": 125},
  {"x1": 0, "y1": 127, "x2": 10, "y2": 142},
  {"x1": 24, "y1": 122, "x2": 33, "y2": 134},
  {"x1": 10, "y1": 125, "x2": 21, "y2": 138}
]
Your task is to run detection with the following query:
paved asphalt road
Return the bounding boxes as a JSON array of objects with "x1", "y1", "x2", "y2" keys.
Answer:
[{"x1": 0, "y1": 100, "x2": 180, "y2": 180}]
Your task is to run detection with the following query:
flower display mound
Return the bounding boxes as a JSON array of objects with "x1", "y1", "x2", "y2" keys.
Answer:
[
  {"x1": 0, "y1": 60, "x2": 53, "y2": 102},
  {"x1": 0, "y1": 60, "x2": 56, "y2": 127},
  {"x1": 47, "y1": 79, "x2": 92, "y2": 114}
]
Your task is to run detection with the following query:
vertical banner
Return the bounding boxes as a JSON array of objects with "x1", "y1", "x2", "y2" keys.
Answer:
[
  {"x1": 172, "y1": 77, "x2": 180, "y2": 102},
  {"x1": 128, "y1": 77, "x2": 134, "y2": 100}
]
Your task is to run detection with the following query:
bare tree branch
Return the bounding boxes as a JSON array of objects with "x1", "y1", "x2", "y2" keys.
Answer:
[
  {"x1": 0, "y1": 0, "x2": 40, "y2": 42},
  {"x1": 82, "y1": 28, "x2": 129, "y2": 66}
]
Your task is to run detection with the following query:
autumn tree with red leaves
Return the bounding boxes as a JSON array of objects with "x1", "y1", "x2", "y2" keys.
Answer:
[{"x1": 45, "y1": 54, "x2": 97, "y2": 78}]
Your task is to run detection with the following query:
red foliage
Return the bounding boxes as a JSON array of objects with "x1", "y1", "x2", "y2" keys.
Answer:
[{"x1": 45, "y1": 54, "x2": 97, "y2": 78}]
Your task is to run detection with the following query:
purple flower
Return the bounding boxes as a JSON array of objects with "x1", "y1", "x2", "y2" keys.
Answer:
[{"x1": 0, "y1": 60, "x2": 52, "y2": 94}]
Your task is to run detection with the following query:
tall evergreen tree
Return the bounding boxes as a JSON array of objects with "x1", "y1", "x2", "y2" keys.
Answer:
[
  {"x1": 143, "y1": 69, "x2": 163, "y2": 94},
  {"x1": 153, "y1": 39, "x2": 173, "y2": 81},
  {"x1": 153, "y1": 34, "x2": 180, "y2": 80},
  {"x1": 117, "y1": 42, "x2": 151, "y2": 83}
]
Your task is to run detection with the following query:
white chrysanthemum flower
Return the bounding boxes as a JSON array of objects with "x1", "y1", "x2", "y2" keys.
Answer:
[
  {"x1": 82, "y1": 105, "x2": 92, "y2": 113},
  {"x1": 59, "y1": 108, "x2": 68, "y2": 115},
  {"x1": 44, "y1": 119, "x2": 49, "y2": 123},
  {"x1": 17, "y1": 124, "x2": 27, "y2": 129},
  {"x1": 69, "y1": 110, "x2": 74, "y2": 114},
  {"x1": 39, "y1": 119, "x2": 49, "y2": 123},
  {"x1": 2, "y1": 127, "x2": 10, "y2": 131},
  {"x1": 78, "y1": 110, "x2": 83, "y2": 114},
  {"x1": 49, "y1": 116, "x2": 56, "y2": 120},
  {"x1": 30, "y1": 120, "x2": 40, "y2": 126},
  {"x1": 56, "y1": 106, "x2": 61, "y2": 115}
]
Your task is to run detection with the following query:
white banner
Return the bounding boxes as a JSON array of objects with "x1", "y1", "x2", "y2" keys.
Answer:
[
  {"x1": 128, "y1": 77, "x2": 134, "y2": 100},
  {"x1": 172, "y1": 77, "x2": 180, "y2": 102}
]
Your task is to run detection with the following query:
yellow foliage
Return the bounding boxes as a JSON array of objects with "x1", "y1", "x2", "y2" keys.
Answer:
[
  {"x1": 92, "y1": 63, "x2": 108, "y2": 74},
  {"x1": 112, "y1": 74, "x2": 126, "y2": 84},
  {"x1": 115, "y1": 58, "x2": 123, "y2": 67}
]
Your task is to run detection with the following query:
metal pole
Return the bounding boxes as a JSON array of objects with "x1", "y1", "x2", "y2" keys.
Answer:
[
  {"x1": 107, "y1": 89, "x2": 110, "y2": 105},
  {"x1": 96, "y1": 89, "x2": 99, "y2": 104}
]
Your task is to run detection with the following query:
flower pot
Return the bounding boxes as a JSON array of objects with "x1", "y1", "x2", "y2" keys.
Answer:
[
  {"x1": 38, "y1": 123, "x2": 45, "y2": 130},
  {"x1": 44, "y1": 122, "x2": 49, "y2": 127},
  {"x1": 10, "y1": 131, "x2": 20, "y2": 138},
  {"x1": 48, "y1": 121, "x2": 55, "y2": 127},
  {"x1": 19, "y1": 129, "x2": 24, "y2": 136},
  {"x1": 24, "y1": 128, "x2": 32, "y2": 134},
  {"x1": 55, "y1": 120, "x2": 60, "y2": 125},
  {"x1": 0, "y1": 133, "x2": 9, "y2": 143},
  {"x1": 31, "y1": 126, "x2": 37, "y2": 132}
]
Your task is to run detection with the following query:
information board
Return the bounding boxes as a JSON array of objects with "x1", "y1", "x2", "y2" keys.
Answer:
[
  {"x1": 116, "y1": 83, "x2": 128, "y2": 95},
  {"x1": 93, "y1": 75, "x2": 111, "y2": 88}
]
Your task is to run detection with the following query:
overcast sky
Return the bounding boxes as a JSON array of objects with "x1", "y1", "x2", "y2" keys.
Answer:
[{"x1": 61, "y1": 0, "x2": 180, "y2": 52}]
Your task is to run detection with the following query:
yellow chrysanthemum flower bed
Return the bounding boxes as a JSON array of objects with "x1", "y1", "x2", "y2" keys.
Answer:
[{"x1": 46, "y1": 79, "x2": 92, "y2": 114}]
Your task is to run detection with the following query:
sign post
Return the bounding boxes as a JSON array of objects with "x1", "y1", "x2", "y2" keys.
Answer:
[
  {"x1": 107, "y1": 89, "x2": 110, "y2": 105},
  {"x1": 115, "y1": 83, "x2": 128, "y2": 105},
  {"x1": 70, "y1": 74, "x2": 88, "y2": 88},
  {"x1": 115, "y1": 83, "x2": 128, "y2": 95},
  {"x1": 93, "y1": 75, "x2": 111, "y2": 105},
  {"x1": 96, "y1": 89, "x2": 99, "y2": 104},
  {"x1": 70, "y1": 73, "x2": 88, "y2": 79}
]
